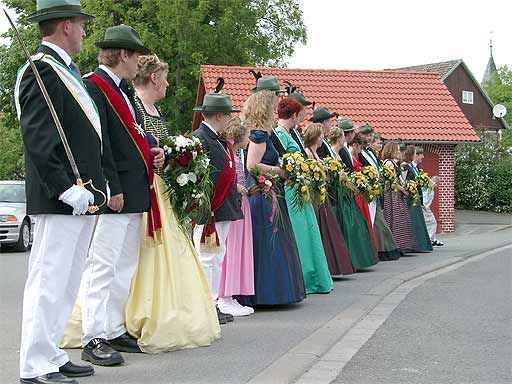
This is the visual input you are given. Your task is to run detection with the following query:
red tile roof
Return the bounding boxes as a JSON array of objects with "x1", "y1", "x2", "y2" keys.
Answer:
[{"x1": 197, "y1": 65, "x2": 480, "y2": 143}]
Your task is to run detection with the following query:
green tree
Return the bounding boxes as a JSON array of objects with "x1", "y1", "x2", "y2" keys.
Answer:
[
  {"x1": 483, "y1": 65, "x2": 512, "y2": 147},
  {"x1": 0, "y1": 0, "x2": 306, "y2": 142}
]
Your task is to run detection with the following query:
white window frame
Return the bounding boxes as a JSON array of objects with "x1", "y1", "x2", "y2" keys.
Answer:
[{"x1": 462, "y1": 90, "x2": 474, "y2": 104}]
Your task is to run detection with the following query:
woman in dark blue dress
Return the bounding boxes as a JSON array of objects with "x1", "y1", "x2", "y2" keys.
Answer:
[{"x1": 237, "y1": 90, "x2": 306, "y2": 305}]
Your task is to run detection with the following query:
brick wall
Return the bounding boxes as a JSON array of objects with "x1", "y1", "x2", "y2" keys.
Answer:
[
  {"x1": 436, "y1": 144, "x2": 456, "y2": 233},
  {"x1": 422, "y1": 144, "x2": 456, "y2": 233}
]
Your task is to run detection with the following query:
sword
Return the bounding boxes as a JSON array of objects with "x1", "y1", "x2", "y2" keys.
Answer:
[{"x1": 4, "y1": 9, "x2": 105, "y2": 214}]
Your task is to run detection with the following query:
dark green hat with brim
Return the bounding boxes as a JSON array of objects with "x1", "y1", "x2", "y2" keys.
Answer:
[
  {"x1": 193, "y1": 93, "x2": 240, "y2": 113},
  {"x1": 416, "y1": 146, "x2": 424, "y2": 154},
  {"x1": 251, "y1": 77, "x2": 286, "y2": 93},
  {"x1": 309, "y1": 107, "x2": 336, "y2": 122},
  {"x1": 359, "y1": 124, "x2": 374, "y2": 135},
  {"x1": 95, "y1": 25, "x2": 150, "y2": 54},
  {"x1": 26, "y1": 0, "x2": 94, "y2": 23},
  {"x1": 399, "y1": 143, "x2": 407, "y2": 151},
  {"x1": 288, "y1": 92, "x2": 312, "y2": 106},
  {"x1": 337, "y1": 117, "x2": 357, "y2": 132}
]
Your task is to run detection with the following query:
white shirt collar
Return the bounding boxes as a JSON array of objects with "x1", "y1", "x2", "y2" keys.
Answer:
[
  {"x1": 41, "y1": 41, "x2": 72, "y2": 66},
  {"x1": 202, "y1": 121, "x2": 219, "y2": 136},
  {"x1": 99, "y1": 64, "x2": 122, "y2": 87}
]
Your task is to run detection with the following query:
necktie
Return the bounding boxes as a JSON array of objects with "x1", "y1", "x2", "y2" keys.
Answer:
[
  {"x1": 118, "y1": 80, "x2": 137, "y2": 119},
  {"x1": 119, "y1": 79, "x2": 134, "y2": 98},
  {"x1": 69, "y1": 61, "x2": 81, "y2": 78}
]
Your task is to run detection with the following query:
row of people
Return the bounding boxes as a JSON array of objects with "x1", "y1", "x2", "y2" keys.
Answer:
[{"x1": 14, "y1": 2, "x2": 441, "y2": 382}]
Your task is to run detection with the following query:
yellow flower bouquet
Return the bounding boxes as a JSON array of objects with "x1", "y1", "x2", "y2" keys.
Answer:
[
  {"x1": 306, "y1": 159, "x2": 328, "y2": 205},
  {"x1": 361, "y1": 165, "x2": 381, "y2": 202},
  {"x1": 282, "y1": 152, "x2": 312, "y2": 211},
  {"x1": 350, "y1": 171, "x2": 371, "y2": 199},
  {"x1": 416, "y1": 170, "x2": 434, "y2": 190},
  {"x1": 381, "y1": 164, "x2": 399, "y2": 192},
  {"x1": 323, "y1": 156, "x2": 351, "y2": 191},
  {"x1": 404, "y1": 180, "x2": 420, "y2": 206}
]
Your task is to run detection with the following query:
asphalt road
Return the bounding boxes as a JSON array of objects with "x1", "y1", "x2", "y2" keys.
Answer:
[
  {"x1": 1, "y1": 211, "x2": 510, "y2": 384},
  {"x1": 335, "y1": 247, "x2": 512, "y2": 384}
]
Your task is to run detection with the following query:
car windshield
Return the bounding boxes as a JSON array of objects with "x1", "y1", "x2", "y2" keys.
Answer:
[{"x1": 0, "y1": 184, "x2": 26, "y2": 203}]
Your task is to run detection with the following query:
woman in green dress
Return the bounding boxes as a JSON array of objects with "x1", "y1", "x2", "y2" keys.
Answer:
[
  {"x1": 327, "y1": 124, "x2": 378, "y2": 270},
  {"x1": 402, "y1": 146, "x2": 433, "y2": 253},
  {"x1": 275, "y1": 98, "x2": 333, "y2": 294}
]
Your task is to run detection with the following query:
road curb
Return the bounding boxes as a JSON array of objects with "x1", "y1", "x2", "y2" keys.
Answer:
[{"x1": 247, "y1": 242, "x2": 512, "y2": 384}]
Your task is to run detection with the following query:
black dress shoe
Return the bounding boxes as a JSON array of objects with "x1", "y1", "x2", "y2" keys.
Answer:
[
  {"x1": 20, "y1": 372, "x2": 78, "y2": 384},
  {"x1": 81, "y1": 338, "x2": 124, "y2": 366},
  {"x1": 59, "y1": 361, "x2": 94, "y2": 378},
  {"x1": 216, "y1": 306, "x2": 234, "y2": 324},
  {"x1": 108, "y1": 332, "x2": 142, "y2": 353},
  {"x1": 216, "y1": 306, "x2": 227, "y2": 324}
]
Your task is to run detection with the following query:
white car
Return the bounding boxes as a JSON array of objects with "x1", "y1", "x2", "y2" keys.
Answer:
[{"x1": 0, "y1": 180, "x2": 33, "y2": 252}]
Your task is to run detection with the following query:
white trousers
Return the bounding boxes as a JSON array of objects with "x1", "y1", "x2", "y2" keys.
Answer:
[
  {"x1": 369, "y1": 201, "x2": 377, "y2": 225},
  {"x1": 193, "y1": 221, "x2": 230, "y2": 301},
  {"x1": 19, "y1": 214, "x2": 97, "y2": 379},
  {"x1": 80, "y1": 213, "x2": 142, "y2": 346},
  {"x1": 422, "y1": 206, "x2": 438, "y2": 241}
]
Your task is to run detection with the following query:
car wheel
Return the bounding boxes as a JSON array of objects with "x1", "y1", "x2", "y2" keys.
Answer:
[{"x1": 14, "y1": 220, "x2": 30, "y2": 252}]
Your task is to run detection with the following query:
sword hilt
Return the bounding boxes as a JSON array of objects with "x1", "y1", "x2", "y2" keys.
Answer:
[{"x1": 76, "y1": 178, "x2": 106, "y2": 214}]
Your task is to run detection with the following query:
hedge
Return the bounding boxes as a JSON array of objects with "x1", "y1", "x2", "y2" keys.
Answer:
[{"x1": 455, "y1": 130, "x2": 512, "y2": 213}]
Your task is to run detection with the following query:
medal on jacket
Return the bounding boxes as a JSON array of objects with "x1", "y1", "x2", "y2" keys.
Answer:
[{"x1": 134, "y1": 122, "x2": 146, "y2": 137}]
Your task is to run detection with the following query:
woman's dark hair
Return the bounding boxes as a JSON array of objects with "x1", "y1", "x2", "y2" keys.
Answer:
[
  {"x1": 403, "y1": 145, "x2": 416, "y2": 163},
  {"x1": 350, "y1": 133, "x2": 366, "y2": 147}
]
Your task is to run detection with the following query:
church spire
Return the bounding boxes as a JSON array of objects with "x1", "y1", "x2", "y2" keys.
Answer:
[{"x1": 482, "y1": 31, "x2": 497, "y2": 84}]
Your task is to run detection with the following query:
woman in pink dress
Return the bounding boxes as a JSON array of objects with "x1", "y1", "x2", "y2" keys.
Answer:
[{"x1": 217, "y1": 118, "x2": 255, "y2": 317}]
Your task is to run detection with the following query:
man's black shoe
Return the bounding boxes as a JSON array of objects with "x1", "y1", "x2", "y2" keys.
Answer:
[
  {"x1": 59, "y1": 361, "x2": 94, "y2": 378},
  {"x1": 108, "y1": 332, "x2": 142, "y2": 353},
  {"x1": 216, "y1": 306, "x2": 227, "y2": 324},
  {"x1": 81, "y1": 338, "x2": 124, "y2": 366},
  {"x1": 20, "y1": 372, "x2": 78, "y2": 384},
  {"x1": 216, "y1": 306, "x2": 234, "y2": 324}
]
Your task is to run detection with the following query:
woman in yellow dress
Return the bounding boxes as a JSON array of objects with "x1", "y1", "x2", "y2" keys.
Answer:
[{"x1": 62, "y1": 55, "x2": 220, "y2": 353}]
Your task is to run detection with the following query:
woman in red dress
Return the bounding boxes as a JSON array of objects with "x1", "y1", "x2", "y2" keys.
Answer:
[{"x1": 349, "y1": 134, "x2": 378, "y2": 255}]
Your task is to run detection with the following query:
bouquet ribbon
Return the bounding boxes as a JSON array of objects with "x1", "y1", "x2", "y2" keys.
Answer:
[{"x1": 269, "y1": 190, "x2": 277, "y2": 223}]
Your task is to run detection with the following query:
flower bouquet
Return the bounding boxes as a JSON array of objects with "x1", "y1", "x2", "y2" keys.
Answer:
[
  {"x1": 404, "y1": 179, "x2": 420, "y2": 206},
  {"x1": 282, "y1": 152, "x2": 312, "y2": 211},
  {"x1": 381, "y1": 164, "x2": 399, "y2": 192},
  {"x1": 361, "y1": 165, "x2": 381, "y2": 202},
  {"x1": 248, "y1": 166, "x2": 281, "y2": 223},
  {"x1": 161, "y1": 135, "x2": 212, "y2": 227},
  {"x1": 350, "y1": 171, "x2": 371, "y2": 198},
  {"x1": 323, "y1": 156, "x2": 351, "y2": 190},
  {"x1": 416, "y1": 170, "x2": 434, "y2": 190},
  {"x1": 307, "y1": 159, "x2": 328, "y2": 205}
]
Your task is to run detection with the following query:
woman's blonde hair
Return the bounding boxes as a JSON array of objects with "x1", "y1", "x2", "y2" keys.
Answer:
[
  {"x1": 133, "y1": 54, "x2": 169, "y2": 87},
  {"x1": 382, "y1": 141, "x2": 400, "y2": 160},
  {"x1": 327, "y1": 126, "x2": 344, "y2": 145},
  {"x1": 241, "y1": 90, "x2": 277, "y2": 132},
  {"x1": 302, "y1": 123, "x2": 323, "y2": 147},
  {"x1": 224, "y1": 117, "x2": 248, "y2": 144}
]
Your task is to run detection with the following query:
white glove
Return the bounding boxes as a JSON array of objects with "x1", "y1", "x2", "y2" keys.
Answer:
[{"x1": 59, "y1": 185, "x2": 95, "y2": 215}]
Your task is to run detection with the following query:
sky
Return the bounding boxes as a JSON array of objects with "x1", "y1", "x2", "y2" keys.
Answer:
[
  {"x1": 288, "y1": 0, "x2": 511, "y2": 81},
  {"x1": 1, "y1": 0, "x2": 510, "y2": 81}
]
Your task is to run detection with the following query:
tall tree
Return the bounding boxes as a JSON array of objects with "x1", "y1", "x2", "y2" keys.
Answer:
[
  {"x1": 483, "y1": 65, "x2": 512, "y2": 147},
  {"x1": 0, "y1": 0, "x2": 306, "y2": 135}
]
